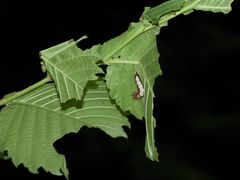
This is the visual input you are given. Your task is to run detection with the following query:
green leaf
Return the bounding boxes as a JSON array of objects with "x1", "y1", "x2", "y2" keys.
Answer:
[
  {"x1": 193, "y1": 0, "x2": 234, "y2": 14},
  {"x1": 142, "y1": 0, "x2": 185, "y2": 24},
  {"x1": 40, "y1": 36, "x2": 86, "y2": 58},
  {"x1": 144, "y1": 83, "x2": 159, "y2": 161},
  {"x1": 40, "y1": 38, "x2": 103, "y2": 103},
  {"x1": 105, "y1": 24, "x2": 161, "y2": 118},
  {"x1": 99, "y1": 22, "x2": 150, "y2": 62},
  {"x1": 150, "y1": 0, "x2": 234, "y2": 27},
  {"x1": 103, "y1": 23, "x2": 161, "y2": 161},
  {"x1": 0, "y1": 81, "x2": 129, "y2": 178},
  {"x1": 180, "y1": 0, "x2": 234, "y2": 16},
  {"x1": 106, "y1": 64, "x2": 144, "y2": 119}
]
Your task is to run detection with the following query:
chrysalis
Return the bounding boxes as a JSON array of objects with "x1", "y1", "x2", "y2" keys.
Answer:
[{"x1": 133, "y1": 72, "x2": 144, "y2": 100}]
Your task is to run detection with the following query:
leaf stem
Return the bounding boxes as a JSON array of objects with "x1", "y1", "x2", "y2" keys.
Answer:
[
  {"x1": 0, "y1": 76, "x2": 52, "y2": 106},
  {"x1": 104, "y1": 25, "x2": 154, "y2": 63},
  {"x1": 0, "y1": 1, "x2": 201, "y2": 108},
  {"x1": 104, "y1": 0, "x2": 201, "y2": 64}
]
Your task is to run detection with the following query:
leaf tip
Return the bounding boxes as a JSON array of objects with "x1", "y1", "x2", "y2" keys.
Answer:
[{"x1": 76, "y1": 35, "x2": 88, "y2": 43}]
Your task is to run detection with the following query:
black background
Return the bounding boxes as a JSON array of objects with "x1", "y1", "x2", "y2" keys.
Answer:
[{"x1": 1, "y1": 0, "x2": 240, "y2": 179}]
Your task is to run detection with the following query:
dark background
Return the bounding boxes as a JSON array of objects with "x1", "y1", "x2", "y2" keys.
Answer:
[{"x1": 1, "y1": 0, "x2": 240, "y2": 179}]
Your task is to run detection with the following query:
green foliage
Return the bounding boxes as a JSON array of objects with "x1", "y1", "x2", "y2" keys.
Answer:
[
  {"x1": 0, "y1": 81, "x2": 129, "y2": 177},
  {"x1": 0, "y1": 0, "x2": 234, "y2": 178},
  {"x1": 40, "y1": 37, "x2": 103, "y2": 103},
  {"x1": 143, "y1": 0, "x2": 185, "y2": 24},
  {"x1": 103, "y1": 23, "x2": 161, "y2": 160},
  {"x1": 193, "y1": 0, "x2": 233, "y2": 14}
]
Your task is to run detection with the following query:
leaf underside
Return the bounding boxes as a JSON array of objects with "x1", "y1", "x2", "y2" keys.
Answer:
[
  {"x1": 40, "y1": 39, "x2": 103, "y2": 103},
  {"x1": 0, "y1": 0, "x2": 235, "y2": 178},
  {"x1": 194, "y1": 0, "x2": 233, "y2": 14},
  {"x1": 103, "y1": 22, "x2": 161, "y2": 161},
  {"x1": 0, "y1": 81, "x2": 129, "y2": 177}
]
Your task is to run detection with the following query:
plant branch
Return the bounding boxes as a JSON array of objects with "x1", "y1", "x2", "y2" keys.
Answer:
[
  {"x1": 104, "y1": 0, "x2": 201, "y2": 64},
  {"x1": 0, "y1": 75, "x2": 52, "y2": 106}
]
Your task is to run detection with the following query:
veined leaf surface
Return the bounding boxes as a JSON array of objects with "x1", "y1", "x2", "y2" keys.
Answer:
[
  {"x1": 99, "y1": 22, "x2": 149, "y2": 62},
  {"x1": 143, "y1": 0, "x2": 185, "y2": 24},
  {"x1": 149, "y1": 0, "x2": 234, "y2": 27},
  {"x1": 193, "y1": 0, "x2": 233, "y2": 14},
  {"x1": 103, "y1": 23, "x2": 161, "y2": 116},
  {"x1": 103, "y1": 23, "x2": 161, "y2": 161},
  {"x1": 40, "y1": 39, "x2": 103, "y2": 103},
  {"x1": 144, "y1": 82, "x2": 158, "y2": 161},
  {"x1": 40, "y1": 38, "x2": 83, "y2": 59},
  {"x1": 0, "y1": 81, "x2": 129, "y2": 177}
]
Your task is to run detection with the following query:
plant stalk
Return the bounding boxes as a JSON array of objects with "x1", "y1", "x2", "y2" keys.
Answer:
[
  {"x1": 104, "y1": 0, "x2": 201, "y2": 64},
  {"x1": 0, "y1": 1, "x2": 199, "y2": 107},
  {"x1": 0, "y1": 76, "x2": 52, "y2": 106}
]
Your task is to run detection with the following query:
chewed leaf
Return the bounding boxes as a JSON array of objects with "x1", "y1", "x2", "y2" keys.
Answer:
[
  {"x1": 40, "y1": 39, "x2": 103, "y2": 103},
  {"x1": 103, "y1": 22, "x2": 161, "y2": 161},
  {"x1": 144, "y1": 82, "x2": 159, "y2": 161},
  {"x1": 0, "y1": 81, "x2": 129, "y2": 178},
  {"x1": 104, "y1": 23, "x2": 161, "y2": 110},
  {"x1": 99, "y1": 23, "x2": 148, "y2": 61},
  {"x1": 106, "y1": 64, "x2": 144, "y2": 120},
  {"x1": 0, "y1": 1, "x2": 234, "y2": 177}
]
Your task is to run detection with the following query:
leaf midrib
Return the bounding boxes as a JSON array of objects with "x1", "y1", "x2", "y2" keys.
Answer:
[
  {"x1": 53, "y1": 54, "x2": 101, "y2": 66},
  {"x1": 11, "y1": 101, "x2": 90, "y2": 126},
  {"x1": 45, "y1": 58, "x2": 84, "y2": 91},
  {"x1": 10, "y1": 100, "x2": 127, "y2": 131}
]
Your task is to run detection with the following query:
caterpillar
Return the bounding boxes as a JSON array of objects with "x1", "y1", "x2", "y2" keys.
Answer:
[{"x1": 132, "y1": 72, "x2": 144, "y2": 100}]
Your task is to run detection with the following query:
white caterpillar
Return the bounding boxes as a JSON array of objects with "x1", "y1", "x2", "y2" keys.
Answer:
[{"x1": 133, "y1": 72, "x2": 144, "y2": 99}]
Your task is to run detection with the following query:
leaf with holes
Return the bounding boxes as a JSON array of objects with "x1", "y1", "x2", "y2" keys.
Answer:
[
  {"x1": 40, "y1": 38, "x2": 103, "y2": 103},
  {"x1": 103, "y1": 22, "x2": 161, "y2": 161},
  {"x1": 0, "y1": 81, "x2": 129, "y2": 178}
]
